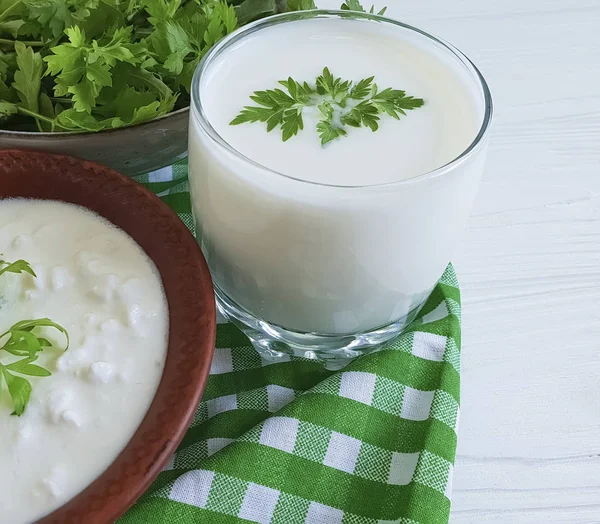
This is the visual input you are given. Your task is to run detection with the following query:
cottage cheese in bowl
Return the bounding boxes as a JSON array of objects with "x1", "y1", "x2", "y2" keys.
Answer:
[{"x1": 0, "y1": 199, "x2": 169, "y2": 523}]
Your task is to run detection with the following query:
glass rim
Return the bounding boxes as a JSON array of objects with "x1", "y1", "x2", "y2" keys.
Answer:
[{"x1": 190, "y1": 9, "x2": 494, "y2": 189}]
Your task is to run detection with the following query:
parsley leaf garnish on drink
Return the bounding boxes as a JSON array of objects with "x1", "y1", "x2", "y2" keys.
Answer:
[{"x1": 231, "y1": 67, "x2": 425, "y2": 145}]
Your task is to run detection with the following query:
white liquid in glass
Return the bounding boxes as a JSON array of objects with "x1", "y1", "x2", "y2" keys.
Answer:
[{"x1": 189, "y1": 16, "x2": 486, "y2": 334}]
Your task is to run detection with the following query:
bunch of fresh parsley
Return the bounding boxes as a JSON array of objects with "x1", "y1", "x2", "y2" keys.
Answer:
[
  {"x1": 0, "y1": 259, "x2": 68, "y2": 416},
  {"x1": 0, "y1": 0, "x2": 377, "y2": 133}
]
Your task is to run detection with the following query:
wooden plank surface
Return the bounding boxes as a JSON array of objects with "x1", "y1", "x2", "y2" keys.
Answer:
[{"x1": 319, "y1": 0, "x2": 600, "y2": 520}]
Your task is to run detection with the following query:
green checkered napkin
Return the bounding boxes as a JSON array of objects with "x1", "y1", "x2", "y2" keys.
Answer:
[{"x1": 120, "y1": 160, "x2": 461, "y2": 524}]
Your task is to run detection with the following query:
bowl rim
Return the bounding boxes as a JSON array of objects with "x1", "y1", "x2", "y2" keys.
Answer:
[
  {"x1": 0, "y1": 149, "x2": 215, "y2": 523},
  {"x1": 0, "y1": 107, "x2": 190, "y2": 139}
]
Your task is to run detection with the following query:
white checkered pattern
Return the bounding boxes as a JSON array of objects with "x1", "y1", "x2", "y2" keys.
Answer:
[
  {"x1": 323, "y1": 432, "x2": 362, "y2": 474},
  {"x1": 401, "y1": 388, "x2": 435, "y2": 421},
  {"x1": 306, "y1": 502, "x2": 344, "y2": 524},
  {"x1": 170, "y1": 470, "x2": 214, "y2": 508},
  {"x1": 210, "y1": 347, "x2": 234, "y2": 374},
  {"x1": 412, "y1": 331, "x2": 447, "y2": 362},
  {"x1": 207, "y1": 394, "x2": 238, "y2": 418},
  {"x1": 339, "y1": 371, "x2": 377, "y2": 405},
  {"x1": 207, "y1": 438, "x2": 233, "y2": 457},
  {"x1": 239, "y1": 483, "x2": 280, "y2": 524},
  {"x1": 259, "y1": 417, "x2": 299, "y2": 453},
  {"x1": 387, "y1": 452, "x2": 420, "y2": 486},
  {"x1": 267, "y1": 385, "x2": 296, "y2": 412}
]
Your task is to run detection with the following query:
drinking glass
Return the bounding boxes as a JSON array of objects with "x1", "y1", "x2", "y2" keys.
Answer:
[{"x1": 188, "y1": 10, "x2": 493, "y2": 368}]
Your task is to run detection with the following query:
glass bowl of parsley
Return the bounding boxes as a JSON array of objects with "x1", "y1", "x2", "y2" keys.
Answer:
[{"x1": 0, "y1": 0, "x2": 339, "y2": 176}]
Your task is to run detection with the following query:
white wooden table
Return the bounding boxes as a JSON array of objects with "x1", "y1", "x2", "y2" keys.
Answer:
[{"x1": 321, "y1": 0, "x2": 600, "y2": 520}]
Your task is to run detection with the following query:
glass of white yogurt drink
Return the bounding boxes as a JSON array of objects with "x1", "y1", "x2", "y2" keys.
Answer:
[{"x1": 188, "y1": 10, "x2": 492, "y2": 367}]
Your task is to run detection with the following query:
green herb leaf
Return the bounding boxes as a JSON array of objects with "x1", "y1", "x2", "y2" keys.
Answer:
[
  {"x1": 0, "y1": 101, "x2": 17, "y2": 119},
  {"x1": 39, "y1": 91, "x2": 55, "y2": 115},
  {"x1": 6, "y1": 357, "x2": 52, "y2": 377},
  {"x1": 340, "y1": 99, "x2": 380, "y2": 130},
  {"x1": 0, "y1": 0, "x2": 26, "y2": 26},
  {"x1": 0, "y1": 260, "x2": 69, "y2": 416},
  {"x1": 55, "y1": 108, "x2": 113, "y2": 131},
  {"x1": 340, "y1": 0, "x2": 364, "y2": 10},
  {"x1": 151, "y1": 20, "x2": 193, "y2": 75},
  {"x1": 0, "y1": 259, "x2": 36, "y2": 278},
  {"x1": 235, "y1": 0, "x2": 277, "y2": 26},
  {"x1": 7, "y1": 330, "x2": 43, "y2": 358},
  {"x1": 318, "y1": 100, "x2": 333, "y2": 120},
  {"x1": 230, "y1": 83, "x2": 303, "y2": 138},
  {"x1": 2, "y1": 318, "x2": 70, "y2": 349},
  {"x1": 286, "y1": 0, "x2": 317, "y2": 10},
  {"x1": 340, "y1": 0, "x2": 386, "y2": 15},
  {"x1": 24, "y1": 0, "x2": 99, "y2": 39},
  {"x1": 230, "y1": 105, "x2": 274, "y2": 126},
  {"x1": 145, "y1": 1, "x2": 237, "y2": 92},
  {"x1": 12, "y1": 41, "x2": 43, "y2": 130},
  {"x1": 1, "y1": 323, "x2": 64, "y2": 357},
  {"x1": 281, "y1": 107, "x2": 303, "y2": 141},
  {"x1": 0, "y1": 18, "x2": 25, "y2": 37},
  {"x1": 349, "y1": 75, "x2": 374, "y2": 100},
  {"x1": 232, "y1": 67, "x2": 424, "y2": 146},
  {"x1": 316, "y1": 67, "x2": 351, "y2": 101},
  {"x1": 143, "y1": 0, "x2": 182, "y2": 26},
  {"x1": 317, "y1": 120, "x2": 347, "y2": 145},
  {"x1": 110, "y1": 62, "x2": 176, "y2": 101},
  {"x1": 0, "y1": 50, "x2": 15, "y2": 100},
  {"x1": 44, "y1": 26, "x2": 141, "y2": 113},
  {"x1": 1, "y1": 366, "x2": 32, "y2": 416},
  {"x1": 0, "y1": 316, "x2": 69, "y2": 414},
  {"x1": 197, "y1": 1, "x2": 237, "y2": 58}
]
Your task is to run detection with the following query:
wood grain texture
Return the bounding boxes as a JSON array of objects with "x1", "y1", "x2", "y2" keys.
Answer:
[{"x1": 317, "y1": 0, "x2": 600, "y2": 520}]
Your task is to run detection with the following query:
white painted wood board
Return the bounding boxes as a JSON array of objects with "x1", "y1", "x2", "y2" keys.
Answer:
[{"x1": 319, "y1": 0, "x2": 600, "y2": 520}]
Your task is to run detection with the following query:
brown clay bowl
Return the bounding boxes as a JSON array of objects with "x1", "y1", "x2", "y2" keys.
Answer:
[{"x1": 0, "y1": 149, "x2": 216, "y2": 523}]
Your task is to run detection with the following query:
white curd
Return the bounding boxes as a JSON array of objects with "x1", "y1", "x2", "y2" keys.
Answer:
[{"x1": 0, "y1": 199, "x2": 169, "y2": 523}]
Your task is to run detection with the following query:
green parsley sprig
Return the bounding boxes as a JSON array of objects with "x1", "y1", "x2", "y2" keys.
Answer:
[
  {"x1": 340, "y1": 0, "x2": 386, "y2": 15},
  {"x1": 231, "y1": 67, "x2": 425, "y2": 145},
  {"x1": 0, "y1": 259, "x2": 69, "y2": 416},
  {"x1": 287, "y1": 0, "x2": 385, "y2": 12},
  {"x1": 0, "y1": 258, "x2": 37, "y2": 278}
]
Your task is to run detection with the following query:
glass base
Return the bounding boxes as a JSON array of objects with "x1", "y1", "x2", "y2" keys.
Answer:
[{"x1": 215, "y1": 286, "x2": 420, "y2": 370}]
